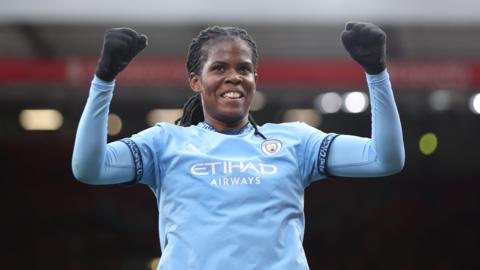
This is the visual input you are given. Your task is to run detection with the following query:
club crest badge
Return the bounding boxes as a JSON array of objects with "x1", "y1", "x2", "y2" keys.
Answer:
[{"x1": 261, "y1": 139, "x2": 282, "y2": 156}]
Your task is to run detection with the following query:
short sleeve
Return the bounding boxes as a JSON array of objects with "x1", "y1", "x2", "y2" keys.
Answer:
[
  {"x1": 294, "y1": 122, "x2": 339, "y2": 187},
  {"x1": 120, "y1": 124, "x2": 166, "y2": 189}
]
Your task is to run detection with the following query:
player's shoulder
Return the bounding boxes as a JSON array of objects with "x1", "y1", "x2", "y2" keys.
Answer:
[
  {"x1": 151, "y1": 121, "x2": 178, "y2": 130},
  {"x1": 148, "y1": 122, "x2": 198, "y2": 134},
  {"x1": 260, "y1": 121, "x2": 325, "y2": 139},
  {"x1": 130, "y1": 122, "x2": 198, "y2": 147},
  {"x1": 132, "y1": 122, "x2": 189, "y2": 138},
  {"x1": 261, "y1": 121, "x2": 319, "y2": 132}
]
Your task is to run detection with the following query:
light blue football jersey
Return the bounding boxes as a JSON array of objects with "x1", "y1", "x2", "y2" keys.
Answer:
[
  {"x1": 72, "y1": 70, "x2": 404, "y2": 270},
  {"x1": 123, "y1": 121, "x2": 333, "y2": 269}
]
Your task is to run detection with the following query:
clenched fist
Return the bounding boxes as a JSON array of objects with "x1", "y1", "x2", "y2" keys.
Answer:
[
  {"x1": 95, "y1": 28, "x2": 148, "y2": 82},
  {"x1": 341, "y1": 22, "x2": 386, "y2": 75}
]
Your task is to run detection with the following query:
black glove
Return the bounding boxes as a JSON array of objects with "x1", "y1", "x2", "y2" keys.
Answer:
[
  {"x1": 95, "y1": 28, "x2": 148, "y2": 82},
  {"x1": 341, "y1": 22, "x2": 386, "y2": 75}
]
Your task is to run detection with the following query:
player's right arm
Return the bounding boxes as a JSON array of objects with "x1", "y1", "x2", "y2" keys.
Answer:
[{"x1": 71, "y1": 28, "x2": 148, "y2": 185}]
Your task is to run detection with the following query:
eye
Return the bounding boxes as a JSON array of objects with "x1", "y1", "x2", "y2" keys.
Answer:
[
  {"x1": 238, "y1": 65, "x2": 253, "y2": 74},
  {"x1": 211, "y1": 64, "x2": 226, "y2": 73}
]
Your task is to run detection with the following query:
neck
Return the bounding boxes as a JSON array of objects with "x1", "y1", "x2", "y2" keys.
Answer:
[{"x1": 204, "y1": 116, "x2": 249, "y2": 132}]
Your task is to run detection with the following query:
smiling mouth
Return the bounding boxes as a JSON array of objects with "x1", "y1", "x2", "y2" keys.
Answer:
[{"x1": 221, "y1": 91, "x2": 244, "y2": 99}]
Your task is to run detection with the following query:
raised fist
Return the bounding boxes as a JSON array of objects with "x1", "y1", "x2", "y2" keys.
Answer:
[
  {"x1": 95, "y1": 28, "x2": 148, "y2": 82},
  {"x1": 341, "y1": 22, "x2": 386, "y2": 75}
]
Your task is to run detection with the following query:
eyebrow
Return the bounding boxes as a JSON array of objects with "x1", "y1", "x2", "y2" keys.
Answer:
[{"x1": 209, "y1": 60, "x2": 253, "y2": 66}]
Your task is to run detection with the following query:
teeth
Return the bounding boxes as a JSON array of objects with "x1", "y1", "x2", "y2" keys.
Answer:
[{"x1": 223, "y1": 92, "x2": 241, "y2": 98}]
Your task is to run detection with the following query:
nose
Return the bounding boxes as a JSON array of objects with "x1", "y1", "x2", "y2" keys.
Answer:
[{"x1": 225, "y1": 71, "x2": 242, "y2": 85}]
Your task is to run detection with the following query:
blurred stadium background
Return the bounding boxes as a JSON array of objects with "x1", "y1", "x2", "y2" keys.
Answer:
[{"x1": 1, "y1": 0, "x2": 479, "y2": 269}]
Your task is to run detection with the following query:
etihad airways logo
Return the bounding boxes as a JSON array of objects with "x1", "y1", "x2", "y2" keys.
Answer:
[{"x1": 190, "y1": 161, "x2": 278, "y2": 186}]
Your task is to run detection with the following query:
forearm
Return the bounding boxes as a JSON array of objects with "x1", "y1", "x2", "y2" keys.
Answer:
[
  {"x1": 328, "y1": 69, "x2": 405, "y2": 177},
  {"x1": 368, "y1": 69, "x2": 405, "y2": 172},
  {"x1": 71, "y1": 76, "x2": 135, "y2": 184}
]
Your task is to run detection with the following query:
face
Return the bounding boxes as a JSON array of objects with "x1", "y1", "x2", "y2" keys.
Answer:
[{"x1": 189, "y1": 38, "x2": 257, "y2": 130}]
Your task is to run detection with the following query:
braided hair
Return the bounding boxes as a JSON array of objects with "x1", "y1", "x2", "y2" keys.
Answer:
[{"x1": 175, "y1": 26, "x2": 266, "y2": 139}]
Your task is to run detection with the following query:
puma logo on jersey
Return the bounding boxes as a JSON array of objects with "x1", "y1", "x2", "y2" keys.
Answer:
[{"x1": 186, "y1": 143, "x2": 201, "y2": 153}]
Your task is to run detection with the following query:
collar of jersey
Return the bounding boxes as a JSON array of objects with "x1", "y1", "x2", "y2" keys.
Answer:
[{"x1": 197, "y1": 121, "x2": 254, "y2": 135}]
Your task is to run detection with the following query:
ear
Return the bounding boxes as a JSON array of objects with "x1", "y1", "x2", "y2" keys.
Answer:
[
  {"x1": 189, "y1": 72, "x2": 202, "y2": 93},
  {"x1": 254, "y1": 72, "x2": 258, "y2": 82}
]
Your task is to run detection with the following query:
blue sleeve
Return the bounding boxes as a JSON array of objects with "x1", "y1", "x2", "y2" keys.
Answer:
[
  {"x1": 71, "y1": 76, "x2": 156, "y2": 187},
  {"x1": 302, "y1": 69, "x2": 405, "y2": 186},
  {"x1": 295, "y1": 122, "x2": 329, "y2": 186},
  {"x1": 327, "y1": 70, "x2": 405, "y2": 177},
  {"x1": 121, "y1": 125, "x2": 166, "y2": 189}
]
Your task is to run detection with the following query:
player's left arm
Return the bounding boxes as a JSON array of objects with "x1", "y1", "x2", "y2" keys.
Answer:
[{"x1": 327, "y1": 22, "x2": 405, "y2": 177}]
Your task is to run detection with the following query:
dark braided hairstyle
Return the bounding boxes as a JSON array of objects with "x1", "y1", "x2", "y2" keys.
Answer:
[{"x1": 175, "y1": 26, "x2": 266, "y2": 140}]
